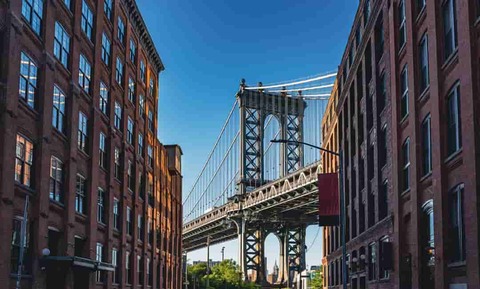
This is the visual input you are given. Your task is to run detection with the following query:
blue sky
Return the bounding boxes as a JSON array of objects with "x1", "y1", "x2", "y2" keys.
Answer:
[{"x1": 137, "y1": 0, "x2": 358, "y2": 271}]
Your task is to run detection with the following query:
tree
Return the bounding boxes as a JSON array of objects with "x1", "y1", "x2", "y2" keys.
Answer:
[
  {"x1": 309, "y1": 267, "x2": 323, "y2": 289},
  {"x1": 187, "y1": 260, "x2": 258, "y2": 289}
]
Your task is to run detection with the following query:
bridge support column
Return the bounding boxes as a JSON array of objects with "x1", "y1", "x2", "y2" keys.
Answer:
[{"x1": 279, "y1": 224, "x2": 307, "y2": 287}]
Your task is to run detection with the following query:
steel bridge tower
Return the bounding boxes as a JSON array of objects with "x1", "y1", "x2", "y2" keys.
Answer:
[{"x1": 231, "y1": 80, "x2": 308, "y2": 287}]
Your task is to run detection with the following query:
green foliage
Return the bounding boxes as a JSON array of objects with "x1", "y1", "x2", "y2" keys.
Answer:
[
  {"x1": 309, "y1": 268, "x2": 323, "y2": 289},
  {"x1": 187, "y1": 260, "x2": 259, "y2": 289}
]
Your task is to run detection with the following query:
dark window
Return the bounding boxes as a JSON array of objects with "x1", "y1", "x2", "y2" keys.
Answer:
[
  {"x1": 449, "y1": 184, "x2": 465, "y2": 262},
  {"x1": 137, "y1": 255, "x2": 144, "y2": 285},
  {"x1": 379, "y1": 125, "x2": 387, "y2": 167},
  {"x1": 99, "y1": 82, "x2": 109, "y2": 115},
  {"x1": 138, "y1": 214, "x2": 143, "y2": 241},
  {"x1": 22, "y1": 0, "x2": 43, "y2": 35},
  {"x1": 114, "y1": 102, "x2": 122, "y2": 130},
  {"x1": 117, "y1": 17, "x2": 125, "y2": 44},
  {"x1": 75, "y1": 174, "x2": 87, "y2": 214},
  {"x1": 139, "y1": 172, "x2": 145, "y2": 200},
  {"x1": 97, "y1": 133, "x2": 108, "y2": 169},
  {"x1": 104, "y1": 0, "x2": 112, "y2": 21},
  {"x1": 97, "y1": 188, "x2": 105, "y2": 224},
  {"x1": 96, "y1": 243, "x2": 104, "y2": 282},
  {"x1": 52, "y1": 85, "x2": 66, "y2": 133},
  {"x1": 78, "y1": 54, "x2": 91, "y2": 93},
  {"x1": 113, "y1": 198, "x2": 119, "y2": 230},
  {"x1": 78, "y1": 112, "x2": 88, "y2": 153},
  {"x1": 147, "y1": 257, "x2": 152, "y2": 286},
  {"x1": 54, "y1": 22, "x2": 70, "y2": 68},
  {"x1": 149, "y1": 79, "x2": 155, "y2": 97},
  {"x1": 368, "y1": 242, "x2": 377, "y2": 280},
  {"x1": 140, "y1": 61, "x2": 146, "y2": 83},
  {"x1": 130, "y1": 39, "x2": 136, "y2": 63},
  {"x1": 127, "y1": 161, "x2": 135, "y2": 192},
  {"x1": 402, "y1": 138, "x2": 410, "y2": 192},
  {"x1": 126, "y1": 207, "x2": 132, "y2": 236},
  {"x1": 447, "y1": 83, "x2": 461, "y2": 155},
  {"x1": 379, "y1": 181, "x2": 388, "y2": 219},
  {"x1": 15, "y1": 134, "x2": 34, "y2": 187},
  {"x1": 379, "y1": 237, "x2": 390, "y2": 279},
  {"x1": 355, "y1": 27, "x2": 361, "y2": 49},
  {"x1": 127, "y1": 117, "x2": 134, "y2": 145},
  {"x1": 148, "y1": 110, "x2": 154, "y2": 132},
  {"x1": 443, "y1": 0, "x2": 458, "y2": 59},
  {"x1": 138, "y1": 133, "x2": 144, "y2": 156},
  {"x1": 419, "y1": 34, "x2": 429, "y2": 92},
  {"x1": 115, "y1": 57, "x2": 123, "y2": 85},
  {"x1": 19, "y1": 52, "x2": 38, "y2": 108},
  {"x1": 417, "y1": 0, "x2": 426, "y2": 14},
  {"x1": 422, "y1": 114, "x2": 432, "y2": 175},
  {"x1": 421, "y1": 200, "x2": 435, "y2": 281},
  {"x1": 398, "y1": 0, "x2": 407, "y2": 49},
  {"x1": 147, "y1": 219, "x2": 153, "y2": 245},
  {"x1": 400, "y1": 65, "x2": 409, "y2": 119},
  {"x1": 81, "y1": 0, "x2": 93, "y2": 40},
  {"x1": 10, "y1": 217, "x2": 31, "y2": 274},
  {"x1": 49, "y1": 156, "x2": 63, "y2": 203},
  {"x1": 364, "y1": 0, "x2": 371, "y2": 23},
  {"x1": 126, "y1": 251, "x2": 131, "y2": 284},
  {"x1": 139, "y1": 94, "x2": 145, "y2": 118},
  {"x1": 63, "y1": 0, "x2": 70, "y2": 10},
  {"x1": 112, "y1": 248, "x2": 119, "y2": 284},
  {"x1": 101, "y1": 33, "x2": 111, "y2": 65},
  {"x1": 114, "y1": 148, "x2": 121, "y2": 179},
  {"x1": 128, "y1": 77, "x2": 135, "y2": 103},
  {"x1": 147, "y1": 145, "x2": 153, "y2": 167},
  {"x1": 375, "y1": 17, "x2": 384, "y2": 60}
]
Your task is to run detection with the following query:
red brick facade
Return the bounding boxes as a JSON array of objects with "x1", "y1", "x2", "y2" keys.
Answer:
[
  {"x1": 322, "y1": 0, "x2": 480, "y2": 288},
  {"x1": 0, "y1": 0, "x2": 183, "y2": 289}
]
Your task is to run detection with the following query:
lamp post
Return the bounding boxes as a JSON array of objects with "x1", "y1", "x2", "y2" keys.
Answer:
[{"x1": 271, "y1": 139, "x2": 347, "y2": 289}]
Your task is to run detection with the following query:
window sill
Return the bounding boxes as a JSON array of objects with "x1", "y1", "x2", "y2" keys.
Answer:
[
  {"x1": 475, "y1": 17, "x2": 480, "y2": 27},
  {"x1": 400, "y1": 188, "x2": 411, "y2": 197},
  {"x1": 419, "y1": 171, "x2": 432, "y2": 183},
  {"x1": 447, "y1": 261, "x2": 466, "y2": 268},
  {"x1": 49, "y1": 199, "x2": 65, "y2": 209},
  {"x1": 418, "y1": 85, "x2": 430, "y2": 103},
  {"x1": 55, "y1": 60, "x2": 71, "y2": 78},
  {"x1": 445, "y1": 148, "x2": 462, "y2": 167},
  {"x1": 52, "y1": 128, "x2": 68, "y2": 143},
  {"x1": 14, "y1": 182, "x2": 36, "y2": 195},
  {"x1": 415, "y1": 7, "x2": 426, "y2": 26},
  {"x1": 18, "y1": 99, "x2": 39, "y2": 119},
  {"x1": 9, "y1": 273, "x2": 32, "y2": 279},
  {"x1": 75, "y1": 213, "x2": 87, "y2": 222},
  {"x1": 21, "y1": 19, "x2": 44, "y2": 47},
  {"x1": 399, "y1": 113, "x2": 409, "y2": 127},
  {"x1": 441, "y1": 49, "x2": 459, "y2": 72},
  {"x1": 398, "y1": 43, "x2": 407, "y2": 58},
  {"x1": 78, "y1": 149, "x2": 90, "y2": 160}
]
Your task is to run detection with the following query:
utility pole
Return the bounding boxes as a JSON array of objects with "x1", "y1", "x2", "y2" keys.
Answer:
[
  {"x1": 221, "y1": 246, "x2": 225, "y2": 262},
  {"x1": 206, "y1": 236, "x2": 211, "y2": 289},
  {"x1": 15, "y1": 195, "x2": 29, "y2": 289},
  {"x1": 184, "y1": 251, "x2": 188, "y2": 289}
]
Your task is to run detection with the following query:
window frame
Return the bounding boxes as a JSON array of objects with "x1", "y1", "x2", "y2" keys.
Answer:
[
  {"x1": 114, "y1": 147, "x2": 121, "y2": 179},
  {"x1": 127, "y1": 160, "x2": 135, "y2": 192},
  {"x1": 15, "y1": 134, "x2": 34, "y2": 187},
  {"x1": 127, "y1": 116, "x2": 134, "y2": 145},
  {"x1": 52, "y1": 85, "x2": 66, "y2": 134},
  {"x1": 140, "y1": 60, "x2": 146, "y2": 83},
  {"x1": 419, "y1": 33, "x2": 429, "y2": 93},
  {"x1": 114, "y1": 101, "x2": 122, "y2": 131},
  {"x1": 21, "y1": 0, "x2": 44, "y2": 35},
  {"x1": 81, "y1": 0, "x2": 94, "y2": 40},
  {"x1": 447, "y1": 83, "x2": 462, "y2": 156},
  {"x1": 49, "y1": 156, "x2": 63, "y2": 203},
  {"x1": 54, "y1": 22, "x2": 70, "y2": 68},
  {"x1": 126, "y1": 206, "x2": 132, "y2": 236},
  {"x1": 128, "y1": 77, "x2": 135, "y2": 103},
  {"x1": 449, "y1": 183, "x2": 465, "y2": 263},
  {"x1": 78, "y1": 54, "x2": 92, "y2": 93},
  {"x1": 368, "y1": 242, "x2": 377, "y2": 280},
  {"x1": 442, "y1": 0, "x2": 458, "y2": 60},
  {"x1": 99, "y1": 82, "x2": 109, "y2": 115},
  {"x1": 398, "y1": 0, "x2": 407, "y2": 50},
  {"x1": 113, "y1": 198, "x2": 119, "y2": 230},
  {"x1": 117, "y1": 17, "x2": 125, "y2": 44},
  {"x1": 400, "y1": 65, "x2": 409, "y2": 119},
  {"x1": 78, "y1": 111, "x2": 89, "y2": 153},
  {"x1": 130, "y1": 39, "x2": 136, "y2": 64},
  {"x1": 115, "y1": 57, "x2": 124, "y2": 85},
  {"x1": 101, "y1": 32, "x2": 111, "y2": 65},
  {"x1": 19, "y1": 52, "x2": 38, "y2": 109},
  {"x1": 104, "y1": 0, "x2": 112, "y2": 21},
  {"x1": 97, "y1": 188, "x2": 106, "y2": 224},
  {"x1": 75, "y1": 174, "x2": 87, "y2": 214},
  {"x1": 422, "y1": 114, "x2": 432, "y2": 175},
  {"x1": 402, "y1": 138, "x2": 410, "y2": 192}
]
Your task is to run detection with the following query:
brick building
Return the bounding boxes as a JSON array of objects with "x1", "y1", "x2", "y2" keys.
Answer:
[
  {"x1": 322, "y1": 0, "x2": 480, "y2": 288},
  {"x1": 0, "y1": 0, "x2": 183, "y2": 288}
]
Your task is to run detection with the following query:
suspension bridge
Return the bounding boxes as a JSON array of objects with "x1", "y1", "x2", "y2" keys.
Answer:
[{"x1": 182, "y1": 71, "x2": 336, "y2": 287}]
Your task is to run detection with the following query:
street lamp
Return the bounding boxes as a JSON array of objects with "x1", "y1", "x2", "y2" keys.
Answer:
[{"x1": 270, "y1": 139, "x2": 347, "y2": 289}]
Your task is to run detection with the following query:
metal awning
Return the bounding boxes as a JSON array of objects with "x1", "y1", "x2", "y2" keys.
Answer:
[{"x1": 44, "y1": 256, "x2": 115, "y2": 272}]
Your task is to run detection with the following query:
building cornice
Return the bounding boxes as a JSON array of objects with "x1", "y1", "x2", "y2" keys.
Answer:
[{"x1": 122, "y1": 0, "x2": 165, "y2": 74}]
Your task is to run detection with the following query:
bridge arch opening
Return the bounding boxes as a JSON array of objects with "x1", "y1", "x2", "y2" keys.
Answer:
[
  {"x1": 263, "y1": 115, "x2": 281, "y2": 182},
  {"x1": 264, "y1": 232, "x2": 282, "y2": 285}
]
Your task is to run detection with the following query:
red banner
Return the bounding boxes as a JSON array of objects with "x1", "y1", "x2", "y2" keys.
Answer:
[{"x1": 318, "y1": 173, "x2": 340, "y2": 226}]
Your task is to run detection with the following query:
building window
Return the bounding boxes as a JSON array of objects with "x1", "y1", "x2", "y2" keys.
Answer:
[
  {"x1": 137, "y1": 255, "x2": 144, "y2": 285},
  {"x1": 138, "y1": 214, "x2": 143, "y2": 241},
  {"x1": 15, "y1": 134, "x2": 34, "y2": 187},
  {"x1": 99, "y1": 82, "x2": 109, "y2": 115},
  {"x1": 443, "y1": 0, "x2": 458, "y2": 60},
  {"x1": 75, "y1": 174, "x2": 87, "y2": 214},
  {"x1": 128, "y1": 77, "x2": 135, "y2": 103},
  {"x1": 52, "y1": 85, "x2": 66, "y2": 133},
  {"x1": 99, "y1": 132, "x2": 107, "y2": 169},
  {"x1": 375, "y1": 18, "x2": 384, "y2": 60},
  {"x1": 101, "y1": 33, "x2": 111, "y2": 65},
  {"x1": 138, "y1": 133, "x2": 144, "y2": 157},
  {"x1": 49, "y1": 156, "x2": 63, "y2": 203},
  {"x1": 419, "y1": 34, "x2": 429, "y2": 92},
  {"x1": 112, "y1": 248, "x2": 119, "y2": 284},
  {"x1": 125, "y1": 251, "x2": 131, "y2": 284},
  {"x1": 81, "y1": 0, "x2": 93, "y2": 40},
  {"x1": 126, "y1": 206, "x2": 132, "y2": 236},
  {"x1": 148, "y1": 110, "x2": 154, "y2": 132},
  {"x1": 114, "y1": 147, "x2": 121, "y2": 179},
  {"x1": 398, "y1": 0, "x2": 407, "y2": 49},
  {"x1": 138, "y1": 172, "x2": 145, "y2": 200},
  {"x1": 139, "y1": 94, "x2": 145, "y2": 118},
  {"x1": 79, "y1": 54, "x2": 91, "y2": 93},
  {"x1": 147, "y1": 257, "x2": 152, "y2": 286},
  {"x1": 54, "y1": 22, "x2": 70, "y2": 68},
  {"x1": 421, "y1": 201, "x2": 435, "y2": 270},
  {"x1": 449, "y1": 184, "x2": 465, "y2": 262},
  {"x1": 417, "y1": 0, "x2": 426, "y2": 14},
  {"x1": 447, "y1": 83, "x2": 461, "y2": 155},
  {"x1": 114, "y1": 102, "x2": 122, "y2": 130},
  {"x1": 96, "y1": 243, "x2": 104, "y2": 282},
  {"x1": 147, "y1": 145, "x2": 153, "y2": 167},
  {"x1": 130, "y1": 39, "x2": 136, "y2": 63},
  {"x1": 97, "y1": 188, "x2": 106, "y2": 224},
  {"x1": 127, "y1": 161, "x2": 135, "y2": 192},
  {"x1": 19, "y1": 52, "x2": 38, "y2": 109},
  {"x1": 364, "y1": 0, "x2": 371, "y2": 23},
  {"x1": 368, "y1": 242, "x2": 377, "y2": 280},
  {"x1": 400, "y1": 65, "x2": 408, "y2": 119},
  {"x1": 379, "y1": 125, "x2": 387, "y2": 167},
  {"x1": 63, "y1": 0, "x2": 70, "y2": 9},
  {"x1": 113, "y1": 198, "x2": 119, "y2": 230},
  {"x1": 127, "y1": 117, "x2": 134, "y2": 145},
  {"x1": 422, "y1": 114, "x2": 432, "y2": 175},
  {"x1": 147, "y1": 174, "x2": 154, "y2": 205},
  {"x1": 140, "y1": 61, "x2": 146, "y2": 83},
  {"x1": 401, "y1": 138, "x2": 410, "y2": 192},
  {"x1": 117, "y1": 17, "x2": 125, "y2": 44},
  {"x1": 379, "y1": 237, "x2": 390, "y2": 279},
  {"x1": 10, "y1": 216, "x2": 31, "y2": 274},
  {"x1": 149, "y1": 78, "x2": 155, "y2": 97},
  {"x1": 78, "y1": 112, "x2": 88, "y2": 153},
  {"x1": 104, "y1": 0, "x2": 112, "y2": 21},
  {"x1": 147, "y1": 219, "x2": 153, "y2": 244},
  {"x1": 21, "y1": 0, "x2": 43, "y2": 35},
  {"x1": 379, "y1": 181, "x2": 388, "y2": 220},
  {"x1": 115, "y1": 57, "x2": 123, "y2": 85}
]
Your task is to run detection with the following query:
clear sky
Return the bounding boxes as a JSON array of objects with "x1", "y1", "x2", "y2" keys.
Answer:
[{"x1": 136, "y1": 0, "x2": 358, "y2": 272}]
